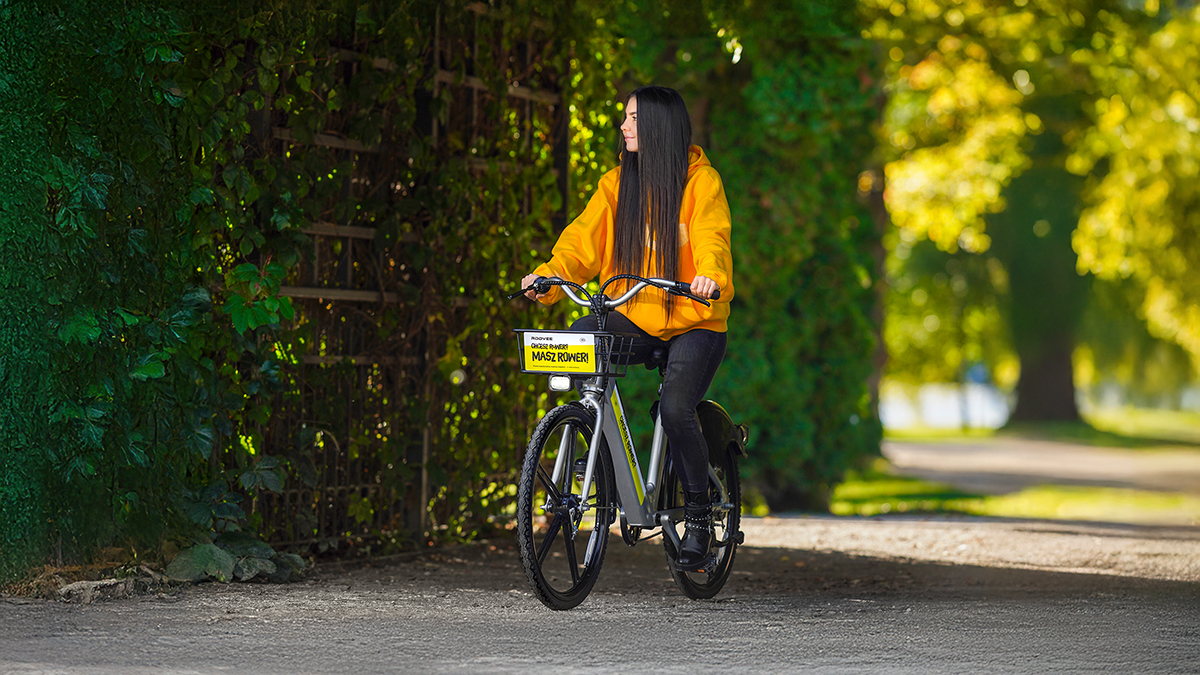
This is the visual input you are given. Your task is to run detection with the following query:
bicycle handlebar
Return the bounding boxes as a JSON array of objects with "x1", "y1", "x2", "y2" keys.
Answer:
[{"x1": 506, "y1": 274, "x2": 719, "y2": 308}]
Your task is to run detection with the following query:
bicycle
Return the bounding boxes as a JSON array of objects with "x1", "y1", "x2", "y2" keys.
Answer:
[{"x1": 507, "y1": 273, "x2": 748, "y2": 610}]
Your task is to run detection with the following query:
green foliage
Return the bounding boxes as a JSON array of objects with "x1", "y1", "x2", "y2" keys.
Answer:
[
  {"x1": 5, "y1": 0, "x2": 599, "y2": 573},
  {"x1": 0, "y1": 0, "x2": 52, "y2": 584},
  {"x1": 864, "y1": 0, "x2": 1195, "y2": 417},
  {"x1": 166, "y1": 533, "x2": 306, "y2": 583},
  {"x1": 4, "y1": 0, "x2": 886, "y2": 584},
  {"x1": 35, "y1": 0, "x2": 295, "y2": 560},
  {"x1": 1070, "y1": 8, "x2": 1200, "y2": 370},
  {"x1": 884, "y1": 237, "x2": 1017, "y2": 389},
  {"x1": 166, "y1": 544, "x2": 236, "y2": 583},
  {"x1": 832, "y1": 458, "x2": 1200, "y2": 524}
]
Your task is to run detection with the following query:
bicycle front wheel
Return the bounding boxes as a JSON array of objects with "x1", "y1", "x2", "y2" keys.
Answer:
[{"x1": 516, "y1": 403, "x2": 614, "y2": 610}]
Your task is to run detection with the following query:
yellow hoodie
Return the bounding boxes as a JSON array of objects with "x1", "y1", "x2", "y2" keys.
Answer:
[{"x1": 533, "y1": 145, "x2": 734, "y2": 339}]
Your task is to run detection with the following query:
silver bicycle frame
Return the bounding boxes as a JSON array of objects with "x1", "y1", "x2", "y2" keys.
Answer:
[
  {"x1": 544, "y1": 279, "x2": 729, "y2": 543},
  {"x1": 570, "y1": 377, "x2": 728, "y2": 529}
]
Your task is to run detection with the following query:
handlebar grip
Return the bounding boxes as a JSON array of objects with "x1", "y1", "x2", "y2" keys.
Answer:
[
  {"x1": 677, "y1": 282, "x2": 720, "y2": 301},
  {"x1": 505, "y1": 275, "x2": 554, "y2": 301}
]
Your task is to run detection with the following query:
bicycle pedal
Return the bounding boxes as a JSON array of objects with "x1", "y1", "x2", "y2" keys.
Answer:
[
  {"x1": 676, "y1": 552, "x2": 717, "y2": 574},
  {"x1": 735, "y1": 530, "x2": 745, "y2": 544}
]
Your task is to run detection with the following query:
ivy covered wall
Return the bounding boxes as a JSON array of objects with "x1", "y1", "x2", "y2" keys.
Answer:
[
  {"x1": 1, "y1": 0, "x2": 883, "y2": 583},
  {"x1": 0, "y1": 0, "x2": 52, "y2": 582}
]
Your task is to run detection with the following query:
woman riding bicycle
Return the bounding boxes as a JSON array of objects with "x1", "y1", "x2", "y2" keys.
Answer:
[{"x1": 520, "y1": 85, "x2": 734, "y2": 572}]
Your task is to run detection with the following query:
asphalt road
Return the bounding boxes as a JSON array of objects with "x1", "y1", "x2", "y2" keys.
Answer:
[{"x1": 3, "y1": 438, "x2": 1200, "y2": 674}]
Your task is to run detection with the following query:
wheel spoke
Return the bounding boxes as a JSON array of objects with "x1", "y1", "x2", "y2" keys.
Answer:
[
  {"x1": 536, "y1": 463, "x2": 562, "y2": 503},
  {"x1": 563, "y1": 525, "x2": 580, "y2": 584},
  {"x1": 536, "y1": 513, "x2": 564, "y2": 565}
]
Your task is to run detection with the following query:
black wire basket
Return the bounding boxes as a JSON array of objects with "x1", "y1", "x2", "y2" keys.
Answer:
[{"x1": 514, "y1": 330, "x2": 636, "y2": 377}]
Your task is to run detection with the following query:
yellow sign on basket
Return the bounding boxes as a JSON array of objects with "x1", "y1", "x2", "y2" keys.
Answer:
[{"x1": 522, "y1": 332, "x2": 598, "y2": 374}]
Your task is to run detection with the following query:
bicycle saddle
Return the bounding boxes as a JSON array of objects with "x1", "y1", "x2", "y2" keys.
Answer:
[{"x1": 645, "y1": 346, "x2": 669, "y2": 371}]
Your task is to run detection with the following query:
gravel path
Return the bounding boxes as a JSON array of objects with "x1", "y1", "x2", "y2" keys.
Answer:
[{"x1": 3, "y1": 438, "x2": 1200, "y2": 673}]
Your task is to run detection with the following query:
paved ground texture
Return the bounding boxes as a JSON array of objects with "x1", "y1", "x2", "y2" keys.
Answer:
[{"x1": 3, "y1": 439, "x2": 1200, "y2": 674}]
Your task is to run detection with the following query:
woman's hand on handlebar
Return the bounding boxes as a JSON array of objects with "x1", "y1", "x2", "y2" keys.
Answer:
[
  {"x1": 521, "y1": 272, "x2": 547, "y2": 301},
  {"x1": 689, "y1": 275, "x2": 720, "y2": 300}
]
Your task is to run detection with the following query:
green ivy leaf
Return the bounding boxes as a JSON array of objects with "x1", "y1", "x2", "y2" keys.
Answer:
[
  {"x1": 228, "y1": 301, "x2": 251, "y2": 334},
  {"x1": 347, "y1": 495, "x2": 374, "y2": 525},
  {"x1": 130, "y1": 356, "x2": 166, "y2": 381},
  {"x1": 267, "y1": 552, "x2": 306, "y2": 583},
  {"x1": 59, "y1": 310, "x2": 101, "y2": 344},
  {"x1": 239, "y1": 470, "x2": 262, "y2": 491},
  {"x1": 233, "y1": 556, "x2": 277, "y2": 581},
  {"x1": 189, "y1": 186, "x2": 215, "y2": 205},
  {"x1": 115, "y1": 308, "x2": 141, "y2": 326},
  {"x1": 166, "y1": 544, "x2": 236, "y2": 582},
  {"x1": 259, "y1": 467, "x2": 284, "y2": 493},
  {"x1": 215, "y1": 531, "x2": 276, "y2": 559},
  {"x1": 242, "y1": 90, "x2": 264, "y2": 111}
]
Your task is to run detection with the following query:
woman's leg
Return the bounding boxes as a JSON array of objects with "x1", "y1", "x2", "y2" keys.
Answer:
[
  {"x1": 658, "y1": 329, "x2": 727, "y2": 494},
  {"x1": 658, "y1": 328, "x2": 726, "y2": 569}
]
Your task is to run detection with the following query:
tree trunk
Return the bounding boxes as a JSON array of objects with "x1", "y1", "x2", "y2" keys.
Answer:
[
  {"x1": 988, "y1": 159, "x2": 1090, "y2": 424},
  {"x1": 1009, "y1": 333, "x2": 1080, "y2": 422}
]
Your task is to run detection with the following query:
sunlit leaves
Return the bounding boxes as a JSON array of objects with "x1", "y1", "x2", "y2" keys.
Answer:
[
  {"x1": 877, "y1": 32, "x2": 1029, "y2": 252},
  {"x1": 222, "y1": 262, "x2": 295, "y2": 334},
  {"x1": 1071, "y1": 8, "x2": 1200, "y2": 365}
]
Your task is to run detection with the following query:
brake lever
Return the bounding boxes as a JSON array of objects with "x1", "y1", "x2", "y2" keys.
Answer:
[{"x1": 672, "y1": 282, "x2": 719, "y2": 307}]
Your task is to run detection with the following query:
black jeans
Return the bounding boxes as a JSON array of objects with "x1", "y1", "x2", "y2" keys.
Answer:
[{"x1": 569, "y1": 312, "x2": 726, "y2": 496}]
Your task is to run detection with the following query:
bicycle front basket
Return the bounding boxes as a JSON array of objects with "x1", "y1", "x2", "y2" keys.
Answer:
[{"x1": 514, "y1": 330, "x2": 635, "y2": 377}]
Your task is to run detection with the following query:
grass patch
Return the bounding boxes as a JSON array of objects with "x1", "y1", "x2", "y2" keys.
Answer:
[
  {"x1": 831, "y1": 459, "x2": 1200, "y2": 525},
  {"x1": 831, "y1": 459, "x2": 983, "y2": 517},
  {"x1": 974, "y1": 486, "x2": 1200, "y2": 525},
  {"x1": 882, "y1": 426, "x2": 996, "y2": 441},
  {"x1": 1085, "y1": 407, "x2": 1200, "y2": 446}
]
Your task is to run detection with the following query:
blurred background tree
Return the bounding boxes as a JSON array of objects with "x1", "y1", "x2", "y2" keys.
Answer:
[
  {"x1": 864, "y1": 0, "x2": 1199, "y2": 423},
  {"x1": 1070, "y1": 7, "x2": 1200, "y2": 402}
]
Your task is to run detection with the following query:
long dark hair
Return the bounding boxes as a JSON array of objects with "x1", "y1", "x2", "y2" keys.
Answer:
[{"x1": 614, "y1": 85, "x2": 692, "y2": 315}]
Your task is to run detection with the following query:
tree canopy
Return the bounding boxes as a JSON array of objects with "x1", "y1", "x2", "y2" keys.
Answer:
[
  {"x1": 1071, "y1": 8, "x2": 1200, "y2": 369},
  {"x1": 866, "y1": 0, "x2": 1199, "y2": 414}
]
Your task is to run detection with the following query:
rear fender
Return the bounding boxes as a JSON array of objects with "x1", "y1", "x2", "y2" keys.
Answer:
[{"x1": 696, "y1": 400, "x2": 748, "y2": 459}]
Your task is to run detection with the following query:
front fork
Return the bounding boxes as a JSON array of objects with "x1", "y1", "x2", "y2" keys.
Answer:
[{"x1": 543, "y1": 380, "x2": 608, "y2": 537}]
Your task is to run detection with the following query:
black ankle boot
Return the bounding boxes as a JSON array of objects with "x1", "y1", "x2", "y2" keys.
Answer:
[{"x1": 676, "y1": 491, "x2": 712, "y2": 572}]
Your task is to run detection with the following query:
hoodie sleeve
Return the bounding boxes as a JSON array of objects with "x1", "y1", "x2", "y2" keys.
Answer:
[
  {"x1": 531, "y1": 170, "x2": 617, "y2": 304},
  {"x1": 688, "y1": 168, "x2": 734, "y2": 299}
]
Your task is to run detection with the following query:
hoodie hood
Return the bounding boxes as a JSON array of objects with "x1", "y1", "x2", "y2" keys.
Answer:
[{"x1": 687, "y1": 144, "x2": 710, "y2": 178}]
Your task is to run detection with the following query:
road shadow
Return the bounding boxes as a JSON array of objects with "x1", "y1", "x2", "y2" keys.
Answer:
[{"x1": 317, "y1": 534, "x2": 1200, "y2": 606}]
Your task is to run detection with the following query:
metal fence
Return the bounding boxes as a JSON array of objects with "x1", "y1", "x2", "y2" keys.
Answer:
[{"x1": 249, "y1": 3, "x2": 567, "y2": 551}]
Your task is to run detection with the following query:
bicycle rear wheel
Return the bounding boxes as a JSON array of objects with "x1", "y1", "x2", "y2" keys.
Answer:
[
  {"x1": 516, "y1": 403, "x2": 614, "y2": 610},
  {"x1": 661, "y1": 442, "x2": 741, "y2": 599}
]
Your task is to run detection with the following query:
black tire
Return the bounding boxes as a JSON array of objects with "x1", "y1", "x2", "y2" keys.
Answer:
[
  {"x1": 661, "y1": 443, "x2": 741, "y2": 600},
  {"x1": 516, "y1": 404, "x2": 614, "y2": 610}
]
